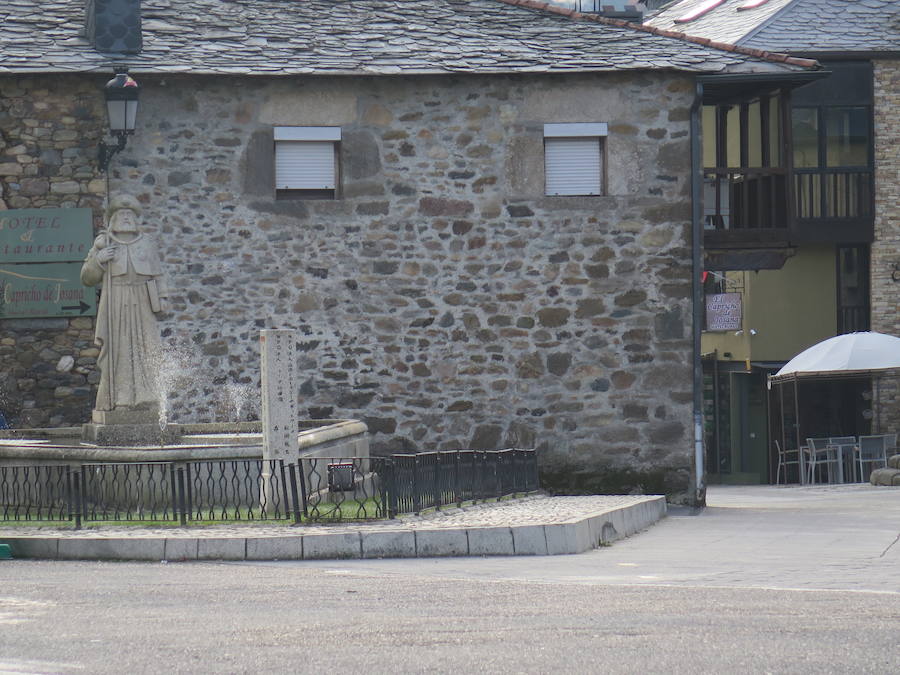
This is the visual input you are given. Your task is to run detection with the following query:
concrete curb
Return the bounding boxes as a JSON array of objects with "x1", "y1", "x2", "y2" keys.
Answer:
[{"x1": 1, "y1": 496, "x2": 666, "y2": 562}]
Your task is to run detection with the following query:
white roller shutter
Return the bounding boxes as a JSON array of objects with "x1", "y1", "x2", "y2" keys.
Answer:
[
  {"x1": 275, "y1": 141, "x2": 336, "y2": 190},
  {"x1": 544, "y1": 137, "x2": 602, "y2": 196}
]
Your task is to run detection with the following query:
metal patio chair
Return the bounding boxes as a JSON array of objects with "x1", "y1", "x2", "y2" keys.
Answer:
[
  {"x1": 774, "y1": 440, "x2": 801, "y2": 485},
  {"x1": 856, "y1": 435, "x2": 890, "y2": 482},
  {"x1": 805, "y1": 437, "x2": 839, "y2": 484}
]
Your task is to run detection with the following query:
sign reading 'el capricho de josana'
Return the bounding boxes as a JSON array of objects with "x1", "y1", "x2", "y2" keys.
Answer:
[{"x1": 0, "y1": 208, "x2": 97, "y2": 318}]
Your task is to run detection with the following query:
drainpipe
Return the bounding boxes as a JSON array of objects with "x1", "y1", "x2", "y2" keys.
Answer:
[{"x1": 690, "y1": 80, "x2": 706, "y2": 507}]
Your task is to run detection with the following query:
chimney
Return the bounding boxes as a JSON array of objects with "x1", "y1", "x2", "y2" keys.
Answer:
[{"x1": 85, "y1": 0, "x2": 143, "y2": 54}]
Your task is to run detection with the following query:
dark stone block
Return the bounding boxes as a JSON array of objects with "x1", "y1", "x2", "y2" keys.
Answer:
[
  {"x1": 655, "y1": 307, "x2": 684, "y2": 340},
  {"x1": 470, "y1": 424, "x2": 503, "y2": 450},
  {"x1": 167, "y1": 171, "x2": 192, "y2": 187},
  {"x1": 547, "y1": 352, "x2": 572, "y2": 376},
  {"x1": 343, "y1": 129, "x2": 382, "y2": 180},
  {"x1": 506, "y1": 205, "x2": 534, "y2": 218},
  {"x1": 649, "y1": 422, "x2": 685, "y2": 444},
  {"x1": 537, "y1": 307, "x2": 570, "y2": 327},
  {"x1": 447, "y1": 400, "x2": 473, "y2": 412},
  {"x1": 623, "y1": 404, "x2": 648, "y2": 420},
  {"x1": 585, "y1": 264, "x2": 608, "y2": 279},
  {"x1": 356, "y1": 202, "x2": 390, "y2": 216},
  {"x1": 614, "y1": 290, "x2": 647, "y2": 307},
  {"x1": 575, "y1": 298, "x2": 605, "y2": 318},
  {"x1": 516, "y1": 353, "x2": 544, "y2": 379},
  {"x1": 590, "y1": 378, "x2": 610, "y2": 392},
  {"x1": 452, "y1": 220, "x2": 473, "y2": 235},
  {"x1": 448, "y1": 170, "x2": 475, "y2": 180},
  {"x1": 363, "y1": 416, "x2": 396, "y2": 434},
  {"x1": 336, "y1": 390, "x2": 376, "y2": 408},
  {"x1": 391, "y1": 183, "x2": 416, "y2": 196},
  {"x1": 308, "y1": 406, "x2": 333, "y2": 419},
  {"x1": 419, "y1": 197, "x2": 474, "y2": 217},
  {"x1": 516, "y1": 317, "x2": 535, "y2": 329},
  {"x1": 373, "y1": 261, "x2": 398, "y2": 275}
]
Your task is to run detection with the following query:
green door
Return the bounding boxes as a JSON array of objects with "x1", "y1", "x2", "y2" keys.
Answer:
[{"x1": 725, "y1": 372, "x2": 769, "y2": 484}]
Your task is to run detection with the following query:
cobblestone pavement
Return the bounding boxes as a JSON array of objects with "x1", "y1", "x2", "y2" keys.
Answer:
[{"x1": 0, "y1": 494, "x2": 648, "y2": 538}]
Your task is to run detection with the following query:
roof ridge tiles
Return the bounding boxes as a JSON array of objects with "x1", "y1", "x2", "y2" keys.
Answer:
[{"x1": 492, "y1": 0, "x2": 820, "y2": 69}]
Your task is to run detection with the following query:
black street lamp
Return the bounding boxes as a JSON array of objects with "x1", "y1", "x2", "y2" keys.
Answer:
[{"x1": 97, "y1": 71, "x2": 141, "y2": 172}]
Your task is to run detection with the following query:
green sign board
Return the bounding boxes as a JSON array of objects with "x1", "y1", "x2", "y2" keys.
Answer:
[
  {"x1": 0, "y1": 262, "x2": 96, "y2": 319},
  {"x1": 0, "y1": 208, "x2": 94, "y2": 263}
]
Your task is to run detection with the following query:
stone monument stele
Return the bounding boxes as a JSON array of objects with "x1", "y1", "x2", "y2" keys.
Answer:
[
  {"x1": 80, "y1": 194, "x2": 170, "y2": 445},
  {"x1": 260, "y1": 329, "x2": 299, "y2": 463}
]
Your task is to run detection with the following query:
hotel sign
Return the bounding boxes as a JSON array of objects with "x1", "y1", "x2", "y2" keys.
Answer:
[
  {"x1": 0, "y1": 208, "x2": 96, "y2": 318},
  {"x1": 0, "y1": 208, "x2": 93, "y2": 263}
]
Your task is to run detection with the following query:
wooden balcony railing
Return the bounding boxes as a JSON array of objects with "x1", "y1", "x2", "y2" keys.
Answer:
[
  {"x1": 703, "y1": 167, "x2": 874, "y2": 246},
  {"x1": 703, "y1": 168, "x2": 789, "y2": 245},
  {"x1": 793, "y1": 168, "x2": 873, "y2": 221}
]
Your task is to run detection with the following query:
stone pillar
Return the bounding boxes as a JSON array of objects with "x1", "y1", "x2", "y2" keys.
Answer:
[
  {"x1": 260, "y1": 329, "x2": 298, "y2": 463},
  {"x1": 872, "y1": 60, "x2": 900, "y2": 432}
]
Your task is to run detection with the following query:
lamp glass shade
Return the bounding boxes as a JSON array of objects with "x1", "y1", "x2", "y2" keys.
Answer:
[
  {"x1": 106, "y1": 99, "x2": 140, "y2": 132},
  {"x1": 104, "y1": 73, "x2": 140, "y2": 133}
]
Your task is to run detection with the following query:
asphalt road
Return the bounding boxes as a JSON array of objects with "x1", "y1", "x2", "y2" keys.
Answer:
[{"x1": 2, "y1": 485, "x2": 898, "y2": 674}]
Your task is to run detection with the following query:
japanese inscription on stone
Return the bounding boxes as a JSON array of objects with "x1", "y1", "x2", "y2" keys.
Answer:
[{"x1": 260, "y1": 329, "x2": 299, "y2": 462}]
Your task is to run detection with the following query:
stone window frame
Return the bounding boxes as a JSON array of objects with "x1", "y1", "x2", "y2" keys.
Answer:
[
  {"x1": 543, "y1": 123, "x2": 608, "y2": 197},
  {"x1": 274, "y1": 126, "x2": 342, "y2": 200}
]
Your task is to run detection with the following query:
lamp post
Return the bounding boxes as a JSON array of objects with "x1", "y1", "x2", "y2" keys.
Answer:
[{"x1": 97, "y1": 71, "x2": 140, "y2": 172}]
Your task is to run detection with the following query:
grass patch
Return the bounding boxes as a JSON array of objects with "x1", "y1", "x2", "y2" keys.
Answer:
[{"x1": 1, "y1": 498, "x2": 386, "y2": 529}]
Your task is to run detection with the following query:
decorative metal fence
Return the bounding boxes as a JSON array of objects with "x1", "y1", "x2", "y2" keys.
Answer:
[
  {"x1": 0, "y1": 449, "x2": 539, "y2": 528},
  {"x1": 381, "y1": 450, "x2": 540, "y2": 516}
]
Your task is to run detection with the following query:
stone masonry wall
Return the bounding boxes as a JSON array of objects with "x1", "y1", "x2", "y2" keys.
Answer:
[
  {"x1": 872, "y1": 60, "x2": 900, "y2": 433},
  {"x1": 0, "y1": 76, "x2": 107, "y2": 427},
  {"x1": 0, "y1": 72, "x2": 696, "y2": 500}
]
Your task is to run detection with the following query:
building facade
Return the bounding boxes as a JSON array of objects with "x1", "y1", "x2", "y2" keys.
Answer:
[
  {"x1": 648, "y1": 0, "x2": 900, "y2": 481},
  {"x1": 0, "y1": 0, "x2": 817, "y2": 500}
]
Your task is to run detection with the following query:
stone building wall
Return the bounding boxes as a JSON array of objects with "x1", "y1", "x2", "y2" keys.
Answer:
[
  {"x1": 1, "y1": 72, "x2": 697, "y2": 499},
  {"x1": 0, "y1": 76, "x2": 107, "y2": 427},
  {"x1": 872, "y1": 59, "x2": 900, "y2": 433}
]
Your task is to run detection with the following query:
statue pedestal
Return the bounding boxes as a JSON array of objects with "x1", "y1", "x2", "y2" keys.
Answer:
[{"x1": 82, "y1": 404, "x2": 180, "y2": 446}]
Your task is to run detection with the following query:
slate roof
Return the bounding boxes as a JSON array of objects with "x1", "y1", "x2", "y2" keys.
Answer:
[
  {"x1": 0, "y1": 0, "x2": 816, "y2": 76},
  {"x1": 646, "y1": 0, "x2": 900, "y2": 54}
]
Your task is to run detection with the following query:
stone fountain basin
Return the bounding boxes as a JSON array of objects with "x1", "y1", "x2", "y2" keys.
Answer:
[{"x1": 0, "y1": 419, "x2": 369, "y2": 464}]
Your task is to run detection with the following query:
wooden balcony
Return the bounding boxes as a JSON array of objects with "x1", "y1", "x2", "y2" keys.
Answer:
[
  {"x1": 793, "y1": 168, "x2": 874, "y2": 243},
  {"x1": 703, "y1": 167, "x2": 874, "y2": 250},
  {"x1": 703, "y1": 168, "x2": 790, "y2": 249}
]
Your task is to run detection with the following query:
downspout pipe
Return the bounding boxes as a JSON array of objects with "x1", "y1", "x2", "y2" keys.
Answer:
[{"x1": 690, "y1": 79, "x2": 706, "y2": 507}]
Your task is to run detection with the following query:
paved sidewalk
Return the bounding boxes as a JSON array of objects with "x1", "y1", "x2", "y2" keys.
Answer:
[{"x1": 0, "y1": 493, "x2": 666, "y2": 561}]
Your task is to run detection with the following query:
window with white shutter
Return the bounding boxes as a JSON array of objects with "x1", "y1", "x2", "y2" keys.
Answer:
[
  {"x1": 544, "y1": 123, "x2": 607, "y2": 196},
  {"x1": 274, "y1": 127, "x2": 341, "y2": 198}
]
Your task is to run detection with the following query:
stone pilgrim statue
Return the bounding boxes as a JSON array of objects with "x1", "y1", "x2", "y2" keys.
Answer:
[{"x1": 81, "y1": 194, "x2": 168, "y2": 425}]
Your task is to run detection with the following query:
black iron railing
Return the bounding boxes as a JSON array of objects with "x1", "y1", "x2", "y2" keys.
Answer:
[
  {"x1": 380, "y1": 450, "x2": 540, "y2": 517},
  {"x1": 0, "y1": 449, "x2": 539, "y2": 528}
]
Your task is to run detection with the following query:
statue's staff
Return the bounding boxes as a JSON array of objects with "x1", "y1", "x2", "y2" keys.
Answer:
[{"x1": 100, "y1": 224, "x2": 117, "y2": 411}]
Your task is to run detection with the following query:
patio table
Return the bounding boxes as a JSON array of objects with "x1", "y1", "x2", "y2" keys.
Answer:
[{"x1": 826, "y1": 439, "x2": 858, "y2": 484}]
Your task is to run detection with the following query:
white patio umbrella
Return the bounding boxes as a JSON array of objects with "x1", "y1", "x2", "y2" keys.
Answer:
[
  {"x1": 773, "y1": 331, "x2": 900, "y2": 380},
  {"x1": 768, "y1": 332, "x2": 900, "y2": 484}
]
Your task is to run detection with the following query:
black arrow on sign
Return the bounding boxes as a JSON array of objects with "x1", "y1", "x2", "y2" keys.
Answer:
[{"x1": 62, "y1": 301, "x2": 90, "y2": 314}]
